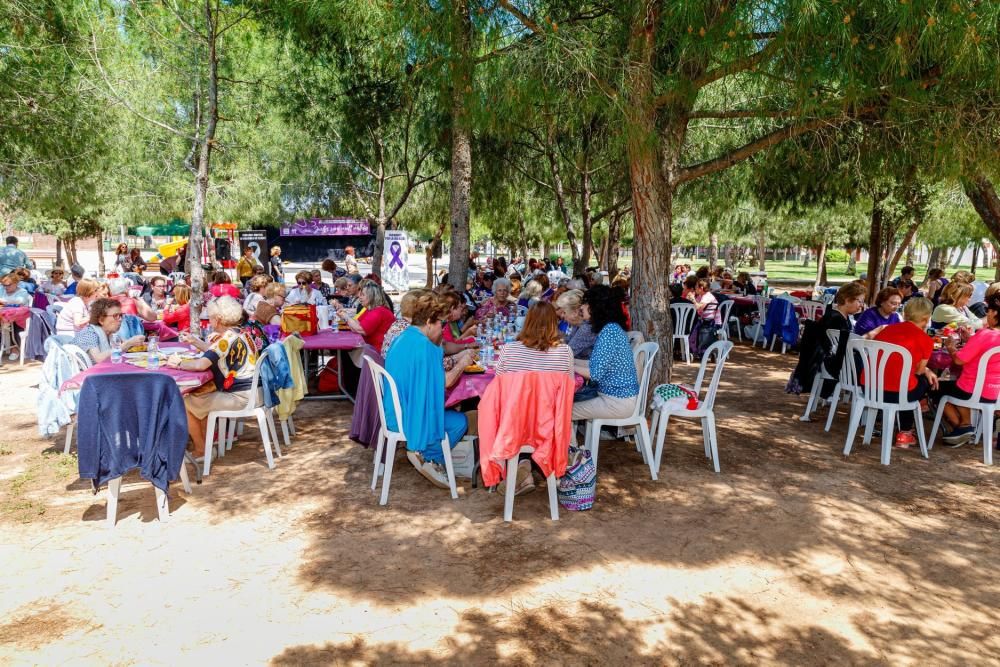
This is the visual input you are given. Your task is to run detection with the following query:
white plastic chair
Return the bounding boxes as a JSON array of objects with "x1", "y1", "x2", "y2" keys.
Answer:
[
  {"x1": 799, "y1": 300, "x2": 824, "y2": 322},
  {"x1": 716, "y1": 299, "x2": 740, "y2": 342},
  {"x1": 581, "y1": 341, "x2": 659, "y2": 480},
  {"x1": 670, "y1": 303, "x2": 695, "y2": 364},
  {"x1": 927, "y1": 347, "x2": 1000, "y2": 465},
  {"x1": 800, "y1": 329, "x2": 841, "y2": 422},
  {"x1": 626, "y1": 331, "x2": 645, "y2": 349},
  {"x1": 364, "y1": 355, "x2": 459, "y2": 505},
  {"x1": 202, "y1": 363, "x2": 282, "y2": 476},
  {"x1": 842, "y1": 339, "x2": 928, "y2": 465},
  {"x1": 58, "y1": 343, "x2": 93, "y2": 454},
  {"x1": 751, "y1": 295, "x2": 768, "y2": 348},
  {"x1": 650, "y1": 340, "x2": 733, "y2": 474},
  {"x1": 106, "y1": 466, "x2": 192, "y2": 528},
  {"x1": 0, "y1": 317, "x2": 29, "y2": 365},
  {"x1": 502, "y1": 445, "x2": 559, "y2": 522}
]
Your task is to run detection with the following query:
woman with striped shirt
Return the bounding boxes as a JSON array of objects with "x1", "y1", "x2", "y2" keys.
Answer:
[{"x1": 496, "y1": 301, "x2": 574, "y2": 377}]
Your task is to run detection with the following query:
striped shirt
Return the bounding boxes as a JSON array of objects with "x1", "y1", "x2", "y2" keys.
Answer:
[{"x1": 496, "y1": 341, "x2": 574, "y2": 377}]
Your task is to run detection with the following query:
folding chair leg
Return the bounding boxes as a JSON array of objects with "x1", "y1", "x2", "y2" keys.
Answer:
[
  {"x1": 217, "y1": 418, "x2": 228, "y2": 457},
  {"x1": 203, "y1": 415, "x2": 217, "y2": 475},
  {"x1": 154, "y1": 485, "x2": 169, "y2": 522},
  {"x1": 287, "y1": 415, "x2": 296, "y2": 437},
  {"x1": 843, "y1": 400, "x2": 862, "y2": 456},
  {"x1": 706, "y1": 413, "x2": 721, "y2": 473},
  {"x1": 652, "y1": 411, "x2": 670, "y2": 476},
  {"x1": 547, "y1": 473, "x2": 559, "y2": 521},
  {"x1": 64, "y1": 421, "x2": 74, "y2": 455},
  {"x1": 266, "y1": 411, "x2": 283, "y2": 458},
  {"x1": 502, "y1": 456, "x2": 518, "y2": 522},
  {"x1": 225, "y1": 419, "x2": 237, "y2": 451},
  {"x1": 913, "y1": 408, "x2": 928, "y2": 459},
  {"x1": 862, "y1": 407, "x2": 878, "y2": 445},
  {"x1": 928, "y1": 400, "x2": 947, "y2": 449},
  {"x1": 824, "y1": 384, "x2": 842, "y2": 432},
  {"x1": 440, "y1": 435, "x2": 459, "y2": 500},
  {"x1": 983, "y1": 408, "x2": 995, "y2": 466},
  {"x1": 280, "y1": 419, "x2": 292, "y2": 447},
  {"x1": 636, "y1": 419, "x2": 657, "y2": 481},
  {"x1": 106, "y1": 477, "x2": 122, "y2": 528},
  {"x1": 371, "y1": 432, "x2": 386, "y2": 491},
  {"x1": 586, "y1": 421, "x2": 601, "y2": 470},
  {"x1": 881, "y1": 409, "x2": 896, "y2": 466},
  {"x1": 379, "y1": 437, "x2": 399, "y2": 506},
  {"x1": 256, "y1": 413, "x2": 276, "y2": 470}
]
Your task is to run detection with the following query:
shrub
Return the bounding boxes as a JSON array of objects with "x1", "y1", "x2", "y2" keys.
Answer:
[{"x1": 825, "y1": 249, "x2": 848, "y2": 263}]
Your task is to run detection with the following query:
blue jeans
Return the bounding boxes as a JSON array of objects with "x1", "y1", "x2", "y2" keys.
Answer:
[{"x1": 419, "y1": 411, "x2": 468, "y2": 464}]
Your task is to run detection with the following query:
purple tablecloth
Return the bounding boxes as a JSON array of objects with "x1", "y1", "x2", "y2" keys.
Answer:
[
  {"x1": 61, "y1": 359, "x2": 212, "y2": 396},
  {"x1": 445, "y1": 369, "x2": 585, "y2": 408},
  {"x1": 301, "y1": 329, "x2": 365, "y2": 351}
]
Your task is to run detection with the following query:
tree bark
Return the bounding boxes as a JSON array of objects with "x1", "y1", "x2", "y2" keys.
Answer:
[
  {"x1": 96, "y1": 228, "x2": 105, "y2": 276},
  {"x1": 424, "y1": 219, "x2": 445, "y2": 288},
  {"x1": 446, "y1": 0, "x2": 473, "y2": 291},
  {"x1": 708, "y1": 232, "x2": 718, "y2": 268},
  {"x1": 756, "y1": 229, "x2": 766, "y2": 271},
  {"x1": 606, "y1": 208, "x2": 622, "y2": 277},
  {"x1": 971, "y1": 245, "x2": 979, "y2": 274},
  {"x1": 865, "y1": 195, "x2": 885, "y2": 303},
  {"x1": 964, "y1": 176, "x2": 1000, "y2": 282},
  {"x1": 814, "y1": 240, "x2": 827, "y2": 293},
  {"x1": 55, "y1": 237, "x2": 63, "y2": 269},
  {"x1": 886, "y1": 220, "x2": 921, "y2": 284},
  {"x1": 578, "y1": 117, "x2": 596, "y2": 270}
]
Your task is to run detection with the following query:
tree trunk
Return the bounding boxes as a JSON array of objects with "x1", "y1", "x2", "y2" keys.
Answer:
[
  {"x1": 96, "y1": 228, "x2": 106, "y2": 276},
  {"x1": 424, "y1": 219, "x2": 445, "y2": 288},
  {"x1": 372, "y1": 217, "x2": 386, "y2": 279},
  {"x1": 516, "y1": 213, "x2": 529, "y2": 262},
  {"x1": 55, "y1": 237, "x2": 63, "y2": 269},
  {"x1": 865, "y1": 195, "x2": 885, "y2": 303},
  {"x1": 546, "y1": 125, "x2": 582, "y2": 268},
  {"x1": 624, "y1": 0, "x2": 673, "y2": 389},
  {"x1": 923, "y1": 247, "x2": 941, "y2": 285},
  {"x1": 846, "y1": 247, "x2": 856, "y2": 275},
  {"x1": 708, "y1": 232, "x2": 718, "y2": 268},
  {"x1": 186, "y1": 0, "x2": 219, "y2": 334},
  {"x1": 971, "y1": 245, "x2": 979, "y2": 274},
  {"x1": 904, "y1": 243, "x2": 915, "y2": 269},
  {"x1": 446, "y1": 0, "x2": 473, "y2": 291},
  {"x1": 886, "y1": 219, "x2": 922, "y2": 284},
  {"x1": 542, "y1": 239, "x2": 550, "y2": 259},
  {"x1": 801, "y1": 247, "x2": 809, "y2": 268},
  {"x1": 756, "y1": 229, "x2": 766, "y2": 271},
  {"x1": 814, "y1": 240, "x2": 827, "y2": 293},
  {"x1": 64, "y1": 233, "x2": 77, "y2": 268},
  {"x1": 579, "y1": 117, "x2": 595, "y2": 270},
  {"x1": 606, "y1": 208, "x2": 622, "y2": 277}
]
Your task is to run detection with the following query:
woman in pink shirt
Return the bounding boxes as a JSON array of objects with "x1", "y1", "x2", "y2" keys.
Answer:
[{"x1": 938, "y1": 295, "x2": 1000, "y2": 446}]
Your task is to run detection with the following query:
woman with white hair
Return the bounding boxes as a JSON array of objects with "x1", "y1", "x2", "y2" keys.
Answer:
[
  {"x1": 166, "y1": 296, "x2": 259, "y2": 461},
  {"x1": 107, "y1": 276, "x2": 156, "y2": 321},
  {"x1": 475, "y1": 277, "x2": 516, "y2": 319}
]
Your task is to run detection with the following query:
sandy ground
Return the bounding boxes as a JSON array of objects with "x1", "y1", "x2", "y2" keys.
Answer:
[{"x1": 0, "y1": 344, "x2": 998, "y2": 665}]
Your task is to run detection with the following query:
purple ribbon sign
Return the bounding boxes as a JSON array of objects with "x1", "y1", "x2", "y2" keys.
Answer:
[
  {"x1": 281, "y1": 218, "x2": 370, "y2": 237},
  {"x1": 388, "y1": 241, "x2": 405, "y2": 269}
]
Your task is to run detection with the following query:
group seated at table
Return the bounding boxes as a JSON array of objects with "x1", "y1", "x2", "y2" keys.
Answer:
[
  {"x1": 931, "y1": 281, "x2": 982, "y2": 331},
  {"x1": 71, "y1": 297, "x2": 145, "y2": 364}
]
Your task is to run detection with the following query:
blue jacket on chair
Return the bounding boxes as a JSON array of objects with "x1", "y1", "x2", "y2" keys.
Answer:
[
  {"x1": 259, "y1": 342, "x2": 293, "y2": 409},
  {"x1": 762, "y1": 297, "x2": 800, "y2": 348},
  {"x1": 77, "y1": 373, "x2": 189, "y2": 492}
]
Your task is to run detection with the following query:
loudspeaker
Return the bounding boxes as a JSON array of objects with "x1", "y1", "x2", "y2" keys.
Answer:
[{"x1": 214, "y1": 238, "x2": 232, "y2": 261}]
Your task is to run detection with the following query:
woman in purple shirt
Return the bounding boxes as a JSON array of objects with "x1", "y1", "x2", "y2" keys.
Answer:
[{"x1": 853, "y1": 287, "x2": 903, "y2": 338}]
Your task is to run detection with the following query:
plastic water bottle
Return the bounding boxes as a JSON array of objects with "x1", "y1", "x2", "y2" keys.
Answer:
[
  {"x1": 148, "y1": 347, "x2": 159, "y2": 370},
  {"x1": 110, "y1": 334, "x2": 123, "y2": 364}
]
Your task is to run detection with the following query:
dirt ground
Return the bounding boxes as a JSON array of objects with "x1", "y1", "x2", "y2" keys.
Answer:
[{"x1": 1, "y1": 343, "x2": 998, "y2": 666}]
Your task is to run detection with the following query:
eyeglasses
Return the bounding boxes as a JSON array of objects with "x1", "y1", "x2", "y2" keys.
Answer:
[
  {"x1": 109, "y1": 313, "x2": 123, "y2": 320},
  {"x1": 297, "y1": 281, "x2": 308, "y2": 286}
]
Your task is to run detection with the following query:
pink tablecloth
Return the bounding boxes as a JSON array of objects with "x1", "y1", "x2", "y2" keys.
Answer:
[
  {"x1": 301, "y1": 329, "x2": 365, "y2": 351},
  {"x1": 446, "y1": 369, "x2": 585, "y2": 408},
  {"x1": 0, "y1": 306, "x2": 31, "y2": 328},
  {"x1": 60, "y1": 359, "x2": 213, "y2": 396}
]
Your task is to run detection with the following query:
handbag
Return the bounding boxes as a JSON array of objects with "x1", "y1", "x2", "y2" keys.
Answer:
[
  {"x1": 280, "y1": 304, "x2": 318, "y2": 337},
  {"x1": 573, "y1": 380, "x2": 600, "y2": 403},
  {"x1": 557, "y1": 446, "x2": 596, "y2": 511}
]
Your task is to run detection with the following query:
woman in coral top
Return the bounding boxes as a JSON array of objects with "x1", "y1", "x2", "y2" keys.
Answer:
[
  {"x1": 936, "y1": 294, "x2": 1000, "y2": 446},
  {"x1": 163, "y1": 284, "x2": 192, "y2": 333}
]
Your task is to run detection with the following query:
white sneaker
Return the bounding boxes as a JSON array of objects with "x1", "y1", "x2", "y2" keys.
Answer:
[{"x1": 406, "y1": 450, "x2": 450, "y2": 489}]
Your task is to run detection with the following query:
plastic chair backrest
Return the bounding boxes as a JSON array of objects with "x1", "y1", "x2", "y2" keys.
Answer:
[
  {"x1": 670, "y1": 303, "x2": 696, "y2": 336},
  {"x1": 631, "y1": 341, "x2": 659, "y2": 419},
  {"x1": 800, "y1": 301, "x2": 824, "y2": 321},
  {"x1": 46, "y1": 302, "x2": 65, "y2": 318},
  {"x1": 849, "y1": 339, "x2": 913, "y2": 405},
  {"x1": 62, "y1": 343, "x2": 93, "y2": 371},
  {"x1": 753, "y1": 295, "x2": 768, "y2": 318},
  {"x1": 717, "y1": 299, "x2": 734, "y2": 322},
  {"x1": 363, "y1": 354, "x2": 405, "y2": 440},
  {"x1": 961, "y1": 346, "x2": 1000, "y2": 401},
  {"x1": 626, "y1": 331, "x2": 645, "y2": 349},
  {"x1": 692, "y1": 340, "x2": 733, "y2": 408}
]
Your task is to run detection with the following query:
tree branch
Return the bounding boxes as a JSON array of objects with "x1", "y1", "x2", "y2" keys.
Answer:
[{"x1": 688, "y1": 109, "x2": 794, "y2": 120}]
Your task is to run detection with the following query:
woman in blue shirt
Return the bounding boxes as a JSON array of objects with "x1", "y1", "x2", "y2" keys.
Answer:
[{"x1": 572, "y1": 285, "x2": 639, "y2": 422}]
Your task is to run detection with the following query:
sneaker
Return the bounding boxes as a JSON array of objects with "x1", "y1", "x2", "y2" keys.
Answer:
[
  {"x1": 193, "y1": 449, "x2": 217, "y2": 464},
  {"x1": 894, "y1": 430, "x2": 917, "y2": 448},
  {"x1": 407, "y1": 450, "x2": 450, "y2": 489},
  {"x1": 498, "y1": 460, "x2": 536, "y2": 496},
  {"x1": 943, "y1": 425, "x2": 975, "y2": 447}
]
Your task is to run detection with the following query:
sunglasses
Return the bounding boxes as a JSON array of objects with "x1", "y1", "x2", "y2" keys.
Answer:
[{"x1": 297, "y1": 281, "x2": 309, "y2": 286}]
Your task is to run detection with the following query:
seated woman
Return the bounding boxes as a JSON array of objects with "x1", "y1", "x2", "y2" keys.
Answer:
[
  {"x1": 335, "y1": 280, "x2": 396, "y2": 351},
  {"x1": 384, "y1": 292, "x2": 474, "y2": 489},
  {"x1": 55, "y1": 278, "x2": 100, "y2": 335},
  {"x1": 680, "y1": 274, "x2": 698, "y2": 301},
  {"x1": 208, "y1": 271, "x2": 241, "y2": 299},
  {"x1": 333, "y1": 276, "x2": 359, "y2": 308},
  {"x1": 936, "y1": 294, "x2": 1000, "y2": 445},
  {"x1": 475, "y1": 277, "x2": 516, "y2": 320},
  {"x1": 516, "y1": 279, "x2": 543, "y2": 310},
  {"x1": 923, "y1": 268, "x2": 947, "y2": 305},
  {"x1": 71, "y1": 298, "x2": 145, "y2": 364},
  {"x1": 242, "y1": 274, "x2": 270, "y2": 316},
  {"x1": 733, "y1": 271, "x2": 757, "y2": 296},
  {"x1": 854, "y1": 287, "x2": 902, "y2": 338},
  {"x1": 142, "y1": 276, "x2": 170, "y2": 312},
  {"x1": 931, "y1": 281, "x2": 982, "y2": 331},
  {"x1": 254, "y1": 283, "x2": 286, "y2": 326},
  {"x1": 572, "y1": 285, "x2": 639, "y2": 424},
  {"x1": 287, "y1": 270, "x2": 326, "y2": 306},
  {"x1": 789, "y1": 281, "x2": 865, "y2": 398},
  {"x1": 497, "y1": 301, "x2": 574, "y2": 377},
  {"x1": 871, "y1": 297, "x2": 939, "y2": 447},
  {"x1": 40, "y1": 268, "x2": 68, "y2": 296},
  {"x1": 693, "y1": 279, "x2": 721, "y2": 326},
  {"x1": 108, "y1": 277, "x2": 156, "y2": 321},
  {"x1": 310, "y1": 269, "x2": 332, "y2": 301},
  {"x1": 555, "y1": 289, "x2": 597, "y2": 360},
  {"x1": 0, "y1": 272, "x2": 31, "y2": 307},
  {"x1": 165, "y1": 297, "x2": 259, "y2": 461},
  {"x1": 382, "y1": 289, "x2": 422, "y2": 356},
  {"x1": 163, "y1": 284, "x2": 192, "y2": 332},
  {"x1": 441, "y1": 291, "x2": 478, "y2": 348}
]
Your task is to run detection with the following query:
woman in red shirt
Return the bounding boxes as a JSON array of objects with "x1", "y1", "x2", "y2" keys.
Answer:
[
  {"x1": 871, "y1": 297, "x2": 939, "y2": 447},
  {"x1": 335, "y1": 280, "x2": 395, "y2": 350},
  {"x1": 163, "y1": 284, "x2": 192, "y2": 333}
]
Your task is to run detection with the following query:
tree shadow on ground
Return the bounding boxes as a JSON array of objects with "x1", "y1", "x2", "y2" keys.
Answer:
[{"x1": 270, "y1": 596, "x2": 882, "y2": 665}]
